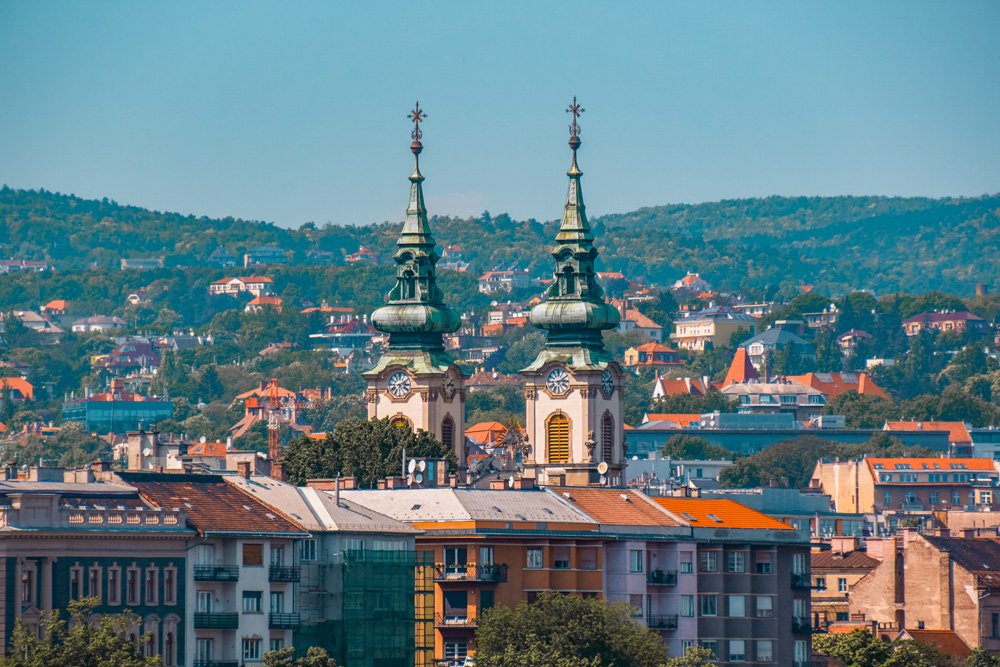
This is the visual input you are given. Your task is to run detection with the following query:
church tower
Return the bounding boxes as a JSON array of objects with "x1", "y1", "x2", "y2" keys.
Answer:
[
  {"x1": 521, "y1": 98, "x2": 625, "y2": 487},
  {"x1": 363, "y1": 103, "x2": 466, "y2": 464}
]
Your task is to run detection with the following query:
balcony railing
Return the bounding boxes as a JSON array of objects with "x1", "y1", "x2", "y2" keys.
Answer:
[
  {"x1": 435, "y1": 612, "x2": 478, "y2": 628},
  {"x1": 646, "y1": 570, "x2": 678, "y2": 586},
  {"x1": 193, "y1": 662, "x2": 239, "y2": 667},
  {"x1": 900, "y1": 501, "x2": 925, "y2": 511},
  {"x1": 792, "y1": 616, "x2": 812, "y2": 634},
  {"x1": 194, "y1": 565, "x2": 240, "y2": 582},
  {"x1": 434, "y1": 564, "x2": 508, "y2": 584},
  {"x1": 791, "y1": 573, "x2": 811, "y2": 589},
  {"x1": 647, "y1": 615, "x2": 678, "y2": 630},
  {"x1": 269, "y1": 565, "x2": 301, "y2": 582},
  {"x1": 269, "y1": 612, "x2": 300, "y2": 629},
  {"x1": 193, "y1": 612, "x2": 239, "y2": 629}
]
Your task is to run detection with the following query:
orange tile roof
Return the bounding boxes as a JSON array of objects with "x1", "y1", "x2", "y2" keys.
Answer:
[
  {"x1": 624, "y1": 309, "x2": 662, "y2": 328},
  {"x1": 557, "y1": 488, "x2": 682, "y2": 526},
  {"x1": 0, "y1": 377, "x2": 34, "y2": 401},
  {"x1": 188, "y1": 441, "x2": 227, "y2": 457},
  {"x1": 654, "y1": 378, "x2": 707, "y2": 397},
  {"x1": 234, "y1": 384, "x2": 297, "y2": 401},
  {"x1": 644, "y1": 413, "x2": 702, "y2": 427},
  {"x1": 653, "y1": 497, "x2": 795, "y2": 530},
  {"x1": 465, "y1": 421, "x2": 508, "y2": 445},
  {"x1": 247, "y1": 295, "x2": 283, "y2": 306},
  {"x1": 789, "y1": 372, "x2": 890, "y2": 401},
  {"x1": 885, "y1": 421, "x2": 971, "y2": 443},
  {"x1": 722, "y1": 348, "x2": 758, "y2": 386},
  {"x1": 898, "y1": 629, "x2": 971, "y2": 659},
  {"x1": 866, "y1": 457, "x2": 992, "y2": 472},
  {"x1": 637, "y1": 342, "x2": 676, "y2": 353},
  {"x1": 0, "y1": 422, "x2": 7, "y2": 433},
  {"x1": 42, "y1": 299, "x2": 69, "y2": 311}
]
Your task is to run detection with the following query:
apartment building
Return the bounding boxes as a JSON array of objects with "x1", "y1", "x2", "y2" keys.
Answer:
[{"x1": 670, "y1": 306, "x2": 756, "y2": 351}]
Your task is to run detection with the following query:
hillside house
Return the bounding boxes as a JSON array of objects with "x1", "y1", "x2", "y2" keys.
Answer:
[
  {"x1": 120, "y1": 257, "x2": 164, "y2": 270},
  {"x1": 243, "y1": 245, "x2": 288, "y2": 267},
  {"x1": 903, "y1": 311, "x2": 988, "y2": 337},
  {"x1": 208, "y1": 275, "x2": 274, "y2": 297}
]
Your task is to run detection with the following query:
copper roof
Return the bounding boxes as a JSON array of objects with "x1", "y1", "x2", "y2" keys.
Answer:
[{"x1": 126, "y1": 474, "x2": 307, "y2": 536}]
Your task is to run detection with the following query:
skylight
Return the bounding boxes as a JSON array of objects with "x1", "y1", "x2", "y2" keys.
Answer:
[
  {"x1": 410, "y1": 504, "x2": 421, "y2": 511},
  {"x1": 492, "y1": 506, "x2": 503, "y2": 513},
  {"x1": 680, "y1": 512, "x2": 697, "y2": 522},
  {"x1": 707, "y1": 514, "x2": 723, "y2": 523}
]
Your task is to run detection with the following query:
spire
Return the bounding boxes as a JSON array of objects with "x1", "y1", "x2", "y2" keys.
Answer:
[
  {"x1": 526, "y1": 97, "x2": 620, "y2": 361},
  {"x1": 369, "y1": 102, "x2": 460, "y2": 353}
]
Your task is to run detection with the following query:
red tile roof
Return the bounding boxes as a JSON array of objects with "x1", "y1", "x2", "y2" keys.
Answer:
[
  {"x1": 811, "y1": 550, "x2": 881, "y2": 570},
  {"x1": 897, "y1": 629, "x2": 971, "y2": 658},
  {"x1": 557, "y1": 488, "x2": 682, "y2": 526},
  {"x1": 42, "y1": 299, "x2": 69, "y2": 311},
  {"x1": 127, "y1": 475, "x2": 307, "y2": 536},
  {"x1": 884, "y1": 421, "x2": 972, "y2": 443},
  {"x1": 0, "y1": 377, "x2": 34, "y2": 401},
  {"x1": 188, "y1": 441, "x2": 227, "y2": 457},
  {"x1": 789, "y1": 372, "x2": 890, "y2": 401},
  {"x1": 643, "y1": 413, "x2": 702, "y2": 427},
  {"x1": 654, "y1": 378, "x2": 707, "y2": 397},
  {"x1": 722, "y1": 348, "x2": 758, "y2": 386},
  {"x1": 866, "y1": 457, "x2": 992, "y2": 472},
  {"x1": 653, "y1": 498, "x2": 795, "y2": 530},
  {"x1": 465, "y1": 421, "x2": 508, "y2": 445}
]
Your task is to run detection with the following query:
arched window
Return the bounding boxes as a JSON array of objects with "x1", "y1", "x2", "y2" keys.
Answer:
[
  {"x1": 402, "y1": 270, "x2": 416, "y2": 300},
  {"x1": 441, "y1": 416, "x2": 455, "y2": 452},
  {"x1": 560, "y1": 266, "x2": 577, "y2": 297},
  {"x1": 547, "y1": 414, "x2": 570, "y2": 463},
  {"x1": 164, "y1": 633, "x2": 175, "y2": 667},
  {"x1": 601, "y1": 412, "x2": 614, "y2": 462},
  {"x1": 391, "y1": 417, "x2": 411, "y2": 430}
]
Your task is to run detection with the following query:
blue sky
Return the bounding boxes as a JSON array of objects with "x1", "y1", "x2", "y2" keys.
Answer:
[{"x1": 1, "y1": 2, "x2": 998, "y2": 228}]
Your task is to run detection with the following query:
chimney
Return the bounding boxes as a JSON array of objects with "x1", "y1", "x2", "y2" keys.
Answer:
[
  {"x1": 489, "y1": 479, "x2": 507, "y2": 490},
  {"x1": 270, "y1": 460, "x2": 285, "y2": 482},
  {"x1": 976, "y1": 283, "x2": 988, "y2": 297},
  {"x1": 513, "y1": 477, "x2": 534, "y2": 490},
  {"x1": 237, "y1": 461, "x2": 252, "y2": 479},
  {"x1": 963, "y1": 528, "x2": 977, "y2": 538}
]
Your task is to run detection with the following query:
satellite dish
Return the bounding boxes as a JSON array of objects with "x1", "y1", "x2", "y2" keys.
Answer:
[
  {"x1": 600, "y1": 475, "x2": 607, "y2": 485},
  {"x1": 597, "y1": 461, "x2": 609, "y2": 475},
  {"x1": 417, "y1": 460, "x2": 427, "y2": 472},
  {"x1": 414, "y1": 473, "x2": 423, "y2": 484},
  {"x1": 406, "y1": 473, "x2": 414, "y2": 485},
  {"x1": 142, "y1": 448, "x2": 152, "y2": 457},
  {"x1": 199, "y1": 436, "x2": 207, "y2": 443},
  {"x1": 407, "y1": 459, "x2": 417, "y2": 473},
  {"x1": 508, "y1": 475, "x2": 515, "y2": 488}
]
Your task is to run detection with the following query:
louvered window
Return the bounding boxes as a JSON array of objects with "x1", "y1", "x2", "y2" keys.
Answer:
[
  {"x1": 548, "y1": 414, "x2": 569, "y2": 463},
  {"x1": 601, "y1": 413, "x2": 613, "y2": 462},
  {"x1": 441, "y1": 417, "x2": 455, "y2": 451}
]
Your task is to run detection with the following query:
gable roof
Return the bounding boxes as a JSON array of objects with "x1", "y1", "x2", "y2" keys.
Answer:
[
  {"x1": 865, "y1": 457, "x2": 993, "y2": 473},
  {"x1": 722, "y1": 348, "x2": 758, "y2": 385},
  {"x1": 903, "y1": 311, "x2": 985, "y2": 325},
  {"x1": 790, "y1": 372, "x2": 890, "y2": 401},
  {"x1": 652, "y1": 497, "x2": 794, "y2": 530},
  {"x1": 811, "y1": 550, "x2": 881, "y2": 570},
  {"x1": 896, "y1": 629, "x2": 971, "y2": 658},
  {"x1": 623, "y1": 309, "x2": 662, "y2": 329},
  {"x1": 0, "y1": 377, "x2": 34, "y2": 401},
  {"x1": 885, "y1": 421, "x2": 971, "y2": 443},
  {"x1": 188, "y1": 441, "x2": 227, "y2": 457},
  {"x1": 552, "y1": 488, "x2": 682, "y2": 527},
  {"x1": 465, "y1": 421, "x2": 508, "y2": 445},
  {"x1": 42, "y1": 299, "x2": 69, "y2": 311},
  {"x1": 921, "y1": 535, "x2": 1000, "y2": 590},
  {"x1": 739, "y1": 327, "x2": 814, "y2": 351},
  {"x1": 642, "y1": 413, "x2": 702, "y2": 427},
  {"x1": 653, "y1": 377, "x2": 707, "y2": 397}
]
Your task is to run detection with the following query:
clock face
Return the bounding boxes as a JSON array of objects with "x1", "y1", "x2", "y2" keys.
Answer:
[
  {"x1": 546, "y1": 368, "x2": 570, "y2": 395},
  {"x1": 442, "y1": 374, "x2": 456, "y2": 399},
  {"x1": 388, "y1": 372, "x2": 411, "y2": 397},
  {"x1": 601, "y1": 369, "x2": 614, "y2": 396}
]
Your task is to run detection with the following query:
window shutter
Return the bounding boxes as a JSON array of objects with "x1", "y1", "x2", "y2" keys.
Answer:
[
  {"x1": 243, "y1": 544, "x2": 263, "y2": 566},
  {"x1": 548, "y1": 415, "x2": 569, "y2": 463}
]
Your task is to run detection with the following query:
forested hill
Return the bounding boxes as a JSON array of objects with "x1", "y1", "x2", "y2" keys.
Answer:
[{"x1": 2, "y1": 186, "x2": 998, "y2": 296}]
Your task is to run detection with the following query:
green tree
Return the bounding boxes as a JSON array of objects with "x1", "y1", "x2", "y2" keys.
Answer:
[
  {"x1": 282, "y1": 417, "x2": 456, "y2": 488},
  {"x1": 665, "y1": 646, "x2": 717, "y2": 667},
  {"x1": 474, "y1": 591, "x2": 668, "y2": 667},
  {"x1": 661, "y1": 434, "x2": 731, "y2": 460},
  {"x1": 965, "y1": 648, "x2": 1000, "y2": 667},
  {"x1": 262, "y1": 647, "x2": 334, "y2": 667},
  {"x1": 650, "y1": 390, "x2": 739, "y2": 416},
  {"x1": 822, "y1": 390, "x2": 900, "y2": 428},
  {"x1": 498, "y1": 331, "x2": 546, "y2": 374},
  {"x1": 0, "y1": 597, "x2": 162, "y2": 667}
]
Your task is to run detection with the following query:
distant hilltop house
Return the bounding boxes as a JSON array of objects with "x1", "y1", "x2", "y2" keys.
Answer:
[
  {"x1": 670, "y1": 305, "x2": 757, "y2": 351},
  {"x1": 1, "y1": 311, "x2": 64, "y2": 341},
  {"x1": 345, "y1": 246, "x2": 378, "y2": 266},
  {"x1": 802, "y1": 304, "x2": 839, "y2": 330},
  {"x1": 837, "y1": 329, "x2": 872, "y2": 356},
  {"x1": 40, "y1": 299, "x2": 69, "y2": 316},
  {"x1": 120, "y1": 257, "x2": 164, "y2": 270},
  {"x1": 71, "y1": 315, "x2": 128, "y2": 333},
  {"x1": 99, "y1": 340, "x2": 162, "y2": 376},
  {"x1": 884, "y1": 420, "x2": 973, "y2": 458},
  {"x1": 613, "y1": 300, "x2": 666, "y2": 342},
  {"x1": 789, "y1": 371, "x2": 890, "y2": 402},
  {"x1": 229, "y1": 381, "x2": 313, "y2": 439},
  {"x1": 732, "y1": 302, "x2": 774, "y2": 319},
  {"x1": 902, "y1": 311, "x2": 987, "y2": 337},
  {"x1": 441, "y1": 245, "x2": 473, "y2": 272},
  {"x1": 0, "y1": 259, "x2": 48, "y2": 273},
  {"x1": 244, "y1": 295, "x2": 283, "y2": 313},
  {"x1": 243, "y1": 245, "x2": 288, "y2": 267},
  {"x1": 208, "y1": 275, "x2": 275, "y2": 297},
  {"x1": 308, "y1": 314, "x2": 378, "y2": 355},
  {"x1": 623, "y1": 342, "x2": 681, "y2": 370},
  {"x1": 207, "y1": 245, "x2": 238, "y2": 267},
  {"x1": 672, "y1": 271, "x2": 711, "y2": 293},
  {"x1": 477, "y1": 269, "x2": 530, "y2": 294},
  {"x1": 738, "y1": 325, "x2": 815, "y2": 370},
  {"x1": 719, "y1": 380, "x2": 827, "y2": 421}
]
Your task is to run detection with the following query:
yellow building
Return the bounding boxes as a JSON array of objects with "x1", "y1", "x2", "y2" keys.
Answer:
[{"x1": 670, "y1": 306, "x2": 757, "y2": 351}]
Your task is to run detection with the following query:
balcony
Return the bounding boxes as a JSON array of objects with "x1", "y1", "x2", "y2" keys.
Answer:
[
  {"x1": 193, "y1": 662, "x2": 239, "y2": 667},
  {"x1": 434, "y1": 564, "x2": 508, "y2": 584},
  {"x1": 193, "y1": 612, "x2": 239, "y2": 629},
  {"x1": 646, "y1": 570, "x2": 678, "y2": 586},
  {"x1": 791, "y1": 573, "x2": 811, "y2": 589},
  {"x1": 435, "y1": 612, "x2": 478, "y2": 629},
  {"x1": 269, "y1": 612, "x2": 300, "y2": 629},
  {"x1": 900, "y1": 501, "x2": 925, "y2": 511},
  {"x1": 969, "y1": 478, "x2": 995, "y2": 487},
  {"x1": 194, "y1": 565, "x2": 239, "y2": 582},
  {"x1": 647, "y1": 615, "x2": 678, "y2": 630},
  {"x1": 269, "y1": 565, "x2": 301, "y2": 582},
  {"x1": 792, "y1": 616, "x2": 812, "y2": 634}
]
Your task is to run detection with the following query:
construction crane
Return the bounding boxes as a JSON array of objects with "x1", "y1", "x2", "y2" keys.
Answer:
[{"x1": 267, "y1": 378, "x2": 281, "y2": 462}]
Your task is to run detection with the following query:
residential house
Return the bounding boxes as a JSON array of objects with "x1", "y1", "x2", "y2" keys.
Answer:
[
  {"x1": 902, "y1": 311, "x2": 988, "y2": 337},
  {"x1": 345, "y1": 247, "x2": 379, "y2": 266},
  {"x1": 7, "y1": 311, "x2": 65, "y2": 340},
  {"x1": 72, "y1": 315, "x2": 128, "y2": 333},
  {"x1": 739, "y1": 328, "x2": 815, "y2": 372},
  {"x1": 127, "y1": 288, "x2": 148, "y2": 305},
  {"x1": 651, "y1": 376, "x2": 710, "y2": 400},
  {"x1": 208, "y1": 246, "x2": 238, "y2": 267},
  {"x1": 441, "y1": 245, "x2": 473, "y2": 272},
  {"x1": 308, "y1": 316, "x2": 378, "y2": 355},
  {"x1": 672, "y1": 272, "x2": 712, "y2": 293},
  {"x1": 121, "y1": 258, "x2": 165, "y2": 270},
  {"x1": 810, "y1": 540, "x2": 880, "y2": 629},
  {"x1": 732, "y1": 303, "x2": 775, "y2": 319},
  {"x1": 123, "y1": 472, "x2": 310, "y2": 667},
  {"x1": 464, "y1": 422, "x2": 508, "y2": 448},
  {"x1": 99, "y1": 340, "x2": 162, "y2": 376},
  {"x1": 789, "y1": 372, "x2": 890, "y2": 402},
  {"x1": 40, "y1": 300, "x2": 69, "y2": 316},
  {"x1": 229, "y1": 382, "x2": 313, "y2": 440},
  {"x1": 0, "y1": 259, "x2": 47, "y2": 273},
  {"x1": 802, "y1": 304, "x2": 839, "y2": 330},
  {"x1": 0, "y1": 377, "x2": 34, "y2": 402},
  {"x1": 208, "y1": 276, "x2": 275, "y2": 297},
  {"x1": 465, "y1": 371, "x2": 521, "y2": 392},
  {"x1": 837, "y1": 329, "x2": 872, "y2": 356},
  {"x1": 623, "y1": 343, "x2": 681, "y2": 370},
  {"x1": 617, "y1": 305, "x2": 666, "y2": 343},
  {"x1": 720, "y1": 381, "x2": 827, "y2": 421},
  {"x1": 244, "y1": 246, "x2": 288, "y2": 267},
  {"x1": 721, "y1": 348, "x2": 759, "y2": 386},
  {"x1": 477, "y1": 270, "x2": 530, "y2": 294},
  {"x1": 245, "y1": 296, "x2": 284, "y2": 313},
  {"x1": 885, "y1": 421, "x2": 973, "y2": 457},
  {"x1": 848, "y1": 530, "x2": 1000, "y2": 652},
  {"x1": 670, "y1": 306, "x2": 756, "y2": 351}
]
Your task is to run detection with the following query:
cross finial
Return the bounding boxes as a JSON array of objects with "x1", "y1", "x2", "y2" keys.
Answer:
[
  {"x1": 566, "y1": 96, "x2": 585, "y2": 138},
  {"x1": 408, "y1": 101, "x2": 427, "y2": 141}
]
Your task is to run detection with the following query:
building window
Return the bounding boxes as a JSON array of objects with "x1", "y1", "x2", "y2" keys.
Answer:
[
  {"x1": 756, "y1": 596, "x2": 773, "y2": 617},
  {"x1": 728, "y1": 552, "x2": 745, "y2": 573},
  {"x1": 629, "y1": 550, "x2": 643, "y2": 573},
  {"x1": 729, "y1": 640, "x2": 746, "y2": 662},
  {"x1": 108, "y1": 567, "x2": 120, "y2": 605},
  {"x1": 196, "y1": 639, "x2": 213, "y2": 663},
  {"x1": 701, "y1": 641, "x2": 718, "y2": 656},
  {"x1": 242, "y1": 638, "x2": 262, "y2": 660},
  {"x1": 700, "y1": 595, "x2": 717, "y2": 617},
  {"x1": 164, "y1": 567, "x2": 176, "y2": 605},
  {"x1": 444, "y1": 642, "x2": 468, "y2": 661},
  {"x1": 839, "y1": 577, "x2": 848, "y2": 592},
  {"x1": 755, "y1": 552, "x2": 772, "y2": 574},
  {"x1": 270, "y1": 639, "x2": 284, "y2": 653},
  {"x1": 300, "y1": 538, "x2": 318, "y2": 561},
  {"x1": 70, "y1": 567, "x2": 83, "y2": 601},
  {"x1": 580, "y1": 547, "x2": 598, "y2": 570},
  {"x1": 836, "y1": 612, "x2": 849, "y2": 621},
  {"x1": 729, "y1": 595, "x2": 746, "y2": 617},
  {"x1": 681, "y1": 595, "x2": 694, "y2": 617},
  {"x1": 242, "y1": 591, "x2": 262, "y2": 613},
  {"x1": 243, "y1": 543, "x2": 263, "y2": 566},
  {"x1": 527, "y1": 548, "x2": 543, "y2": 569},
  {"x1": 195, "y1": 544, "x2": 215, "y2": 566},
  {"x1": 344, "y1": 538, "x2": 364, "y2": 552},
  {"x1": 795, "y1": 640, "x2": 808, "y2": 662},
  {"x1": 551, "y1": 547, "x2": 569, "y2": 569},
  {"x1": 953, "y1": 491, "x2": 963, "y2": 506},
  {"x1": 271, "y1": 591, "x2": 284, "y2": 614},
  {"x1": 88, "y1": 567, "x2": 101, "y2": 601},
  {"x1": 479, "y1": 546, "x2": 494, "y2": 565},
  {"x1": 629, "y1": 594, "x2": 643, "y2": 616},
  {"x1": 442, "y1": 416, "x2": 455, "y2": 452},
  {"x1": 792, "y1": 553, "x2": 806, "y2": 574},
  {"x1": 757, "y1": 640, "x2": 773, "y2": 662},
  {"x1": 929, "y1": 491, "x2": 939, "y2": 505},
  {"x1": 700, "y1": 551, "x2": 718, "y2": 572},
  {"x1": 164, "y1": 633, "x2": 175, "y2": 666},
  {"x1": 145, "y1": 568, "x2": 158, "y2": 606},
  {"x1": 547, "y1": 414, "x2": 570, "y2": 463},
  {"x1": 680, "y1": 552, "x2": 693, "y2": 574},
  {"x1": 815, "y1": 577, "x2": 826, "y2": 590},
  {"x1": 197, "y1": 591, "x2": 213, "y2": 613},
  {"x1": 601, "y1": 412, "x2": 614, "y2": 462},
  {"x1": 127, "y1": 568, "x2": 140, "y2": 606},
  {"x1": 884, "y1": 491, "x2": 892, "y2": 505},
  {"x1": 270, "y1": 546, "x2": 284, "y2": 568}
]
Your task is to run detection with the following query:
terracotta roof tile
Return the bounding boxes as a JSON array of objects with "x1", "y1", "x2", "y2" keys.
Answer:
[
  {"x1": 722, "y1": 348, "x2": 758, "y2": 385},
  {"x1": 811, "y1": 550, "x2": 881, "y2": 570},
  {"x1": 790, "y1": 372, "x2": 890, "y2": 401},
  {"x1": 866, "y1": 457, "x2": 992, "y2": 472},
  {"x1": 556, "y1": 488, "x2": 681, "y2": 527},
  {"x1": 897, "y1": 629, "x2": 971, "y2": 658},
  {"x1": 643, "y1": 413, "x2": 702, "y2": 427},
  {"x1": 885, "y1": 421, "x2": 971, "y2": 443},
  {"x1": 653, "y1": 497, "x2": 795, "y2": 530}
]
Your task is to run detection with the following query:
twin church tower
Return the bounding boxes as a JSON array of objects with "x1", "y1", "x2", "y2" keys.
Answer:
[{"x1": 362, "y1": 100, "x2": 624, "y2": 488}]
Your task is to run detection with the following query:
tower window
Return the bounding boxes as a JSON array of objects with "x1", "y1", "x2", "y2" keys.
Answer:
[
  {"x1": 548, "y1": 414, "x2": 570, "y2": 463},
  {"x1": 601, "y1": 412, "x2": 613, "y2": 462},
  {"x1": 441, "y1": 416, "x2": 455, "y2": 452}
]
